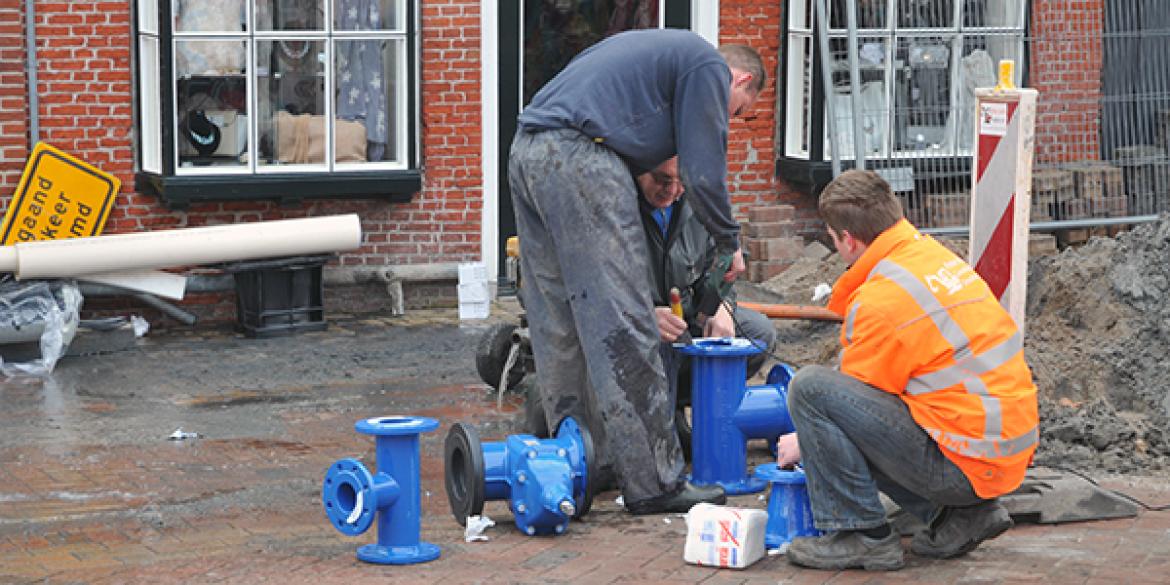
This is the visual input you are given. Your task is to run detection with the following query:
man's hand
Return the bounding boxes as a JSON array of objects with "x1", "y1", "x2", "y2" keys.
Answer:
[
  {"x1": 655, "y1": 307, "x2": 689, "y2": 342},
  {"x1": 723, "y1": 249, "x2": 746, "y2": 283},
  {"x1": 704, "y1": 303, "x2": 735, "y2": 337},
  {"x1": 776, "y1": 433, "x2": 801, "y2": 468}
]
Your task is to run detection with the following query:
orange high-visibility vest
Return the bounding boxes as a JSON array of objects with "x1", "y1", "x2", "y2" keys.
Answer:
[{"x1": 827, "y1": 220, "x2": 1039, "y2": 498}]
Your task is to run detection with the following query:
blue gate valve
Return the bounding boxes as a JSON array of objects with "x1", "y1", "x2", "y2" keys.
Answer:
[
  {"x1": 754, "y1": 464, "x2": 821, "y2": 550},
  {"x1": 322, "y1": 416, "x2": 440, "y2": 565},
  {"x1": 444, "y1": 416, "x2": 594, "y2": 536},
  {"x1": 676, "y1": 338, "x2": 797, "y2": 495}
]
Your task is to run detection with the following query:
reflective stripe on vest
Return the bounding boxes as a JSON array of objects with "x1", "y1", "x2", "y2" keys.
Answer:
[
  {"x1": 869, "y1": 259, "x2": 1035, "y2": 454},
  {"x1": 925, "y1": 425, "x2": 1039, "y2": 459},
  {"x1": 845, "y1": 302, "x2": 861, "y2": 344}
]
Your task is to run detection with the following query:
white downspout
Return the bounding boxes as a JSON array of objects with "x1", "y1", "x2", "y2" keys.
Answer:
[{"x1": 480, "y1": 1, "x2": 499, "y2": 282}]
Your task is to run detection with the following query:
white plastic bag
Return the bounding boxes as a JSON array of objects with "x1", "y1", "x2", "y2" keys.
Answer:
[{"x1": 0, "y1": 279, "x2": 82, "y2": 377}]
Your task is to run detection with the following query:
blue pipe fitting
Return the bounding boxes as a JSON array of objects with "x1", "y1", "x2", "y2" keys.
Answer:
[
  {"x1": 445, "y1": 416, "x2": 594, "y2": 536},
  {"x1": 322, "y1": 416, "x2": 440, "y2": 565},
  {"x1": 676, "y1": 338, "x2": 796, "y2": 495},
  {"x1": 754, "y1": 464, "x2": 820, "y2": 550}
]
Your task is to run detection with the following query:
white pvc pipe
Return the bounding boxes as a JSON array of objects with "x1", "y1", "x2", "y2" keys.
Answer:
[{"x1": 0, "y1": 214, "x2": 362, "y2": 279}]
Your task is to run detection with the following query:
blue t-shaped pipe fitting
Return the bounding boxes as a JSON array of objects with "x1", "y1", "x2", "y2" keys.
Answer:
[
  {"x1": 677, "y1": 339, "x2": 797, "y2": 495},
  {"x1": 322, "y1": 416, "x2": 440, "y2": 565}
]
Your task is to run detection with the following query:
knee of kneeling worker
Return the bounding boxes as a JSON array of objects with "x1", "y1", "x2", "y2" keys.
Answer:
[{"x1": 787, "y1": 364, "x2": 839, "y2": 413}]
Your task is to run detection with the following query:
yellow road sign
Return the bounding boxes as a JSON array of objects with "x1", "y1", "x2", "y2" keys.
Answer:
[{"x1": 0, "y1": 142, "x2": 119, "y2": 246}]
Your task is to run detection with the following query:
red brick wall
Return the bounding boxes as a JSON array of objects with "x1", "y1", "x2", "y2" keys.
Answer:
[
  {"x1": 1029, "y1": 0, "x2": 1104, "y2": 165},
  {"x1": 0, "y1": 0, "x2": 483, "y2": 322},
  {"x1": 720, "y1": 0, "x2": 819, "y2": 239},
  {"x1": 0, "y1": 0, "x2": 30, "y2": 191}
]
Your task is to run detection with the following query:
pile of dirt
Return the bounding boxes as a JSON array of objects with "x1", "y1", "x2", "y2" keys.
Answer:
[
  {"x1": 1025, "y1": 219, "x2": 1170, "y2": 472},
  {"x1": 757, "y1": 220, "x2": 1170, "y2": 474}
]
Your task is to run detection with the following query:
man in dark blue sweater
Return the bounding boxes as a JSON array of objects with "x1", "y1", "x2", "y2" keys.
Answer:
[{"x1": 508, "y1": 28, "x2": 764, "y2": 515}]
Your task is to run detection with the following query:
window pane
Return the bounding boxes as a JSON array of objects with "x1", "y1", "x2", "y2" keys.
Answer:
[
  {"x1": 826, "y1": 37, "x2": 890, "y2": 158},
  {"x1": 257, "y1": 39, "x2": 327, "y2": 166},
  {"x1": 790, "y1": 0, "x2": 811, "y2": 31},
  {"x1": 139, "y1": 37, "x2": 162, "y2": 173},
  {"x1": 335, "y1": 39, "x2": 400, "y2": 163},
  {"x1": 335, "y1": 0, "x2": 403, "y2": 31},
  {"x1": 176, "y1": 38, "x2": 247, "y2": 76},
  {"x1": 255, "y1": 0, "x2": 326, "y2": 31},
  {"x1": 175, "y1": 41, "x2": 250, "y2": 169},
  {"x1": 174, "y1": 0, "x2": 246, "y2": 33},
  {"x1": 897, "y1": 0, "x2": 954, "y2": 28},
  {"x1": 963, "y1": 0, "x2": 1022, "y2": 28},
  {"x1": 829, "y1": 0, "x2": 888, "y2": 30},
  {"x1": 523, "y1": 0, "x2": 659, "y2": 105},
  {"x1": 785, "y1": 35, "x2": 813, "y2": 157},
  {"x1": 139, "y1": 0, "x2": 158, "y2": 34},
  {"x1": 893, "y1": 35, "x2": 954, "y2": 153}
]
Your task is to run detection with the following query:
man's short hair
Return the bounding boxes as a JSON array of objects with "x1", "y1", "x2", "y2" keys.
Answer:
[
  {"x1": 818, "y1": 170, "x2": 904, "y2": 244},
  {"x1": 718, "y1": 44, "x2": 766, "y2": 93}
]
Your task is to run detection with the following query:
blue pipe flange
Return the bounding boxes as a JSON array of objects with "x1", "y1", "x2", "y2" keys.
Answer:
[
  {"x1": 322, "y1": 415, "x2": 440, "y2": 565},
  {"x1": 323, "y1": 458, "x2": 380, "y2": 536}
]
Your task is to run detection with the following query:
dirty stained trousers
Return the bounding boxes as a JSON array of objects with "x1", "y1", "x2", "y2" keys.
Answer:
[{"x1": 508, "y1": 128, "x2": 685, "y2": 503}]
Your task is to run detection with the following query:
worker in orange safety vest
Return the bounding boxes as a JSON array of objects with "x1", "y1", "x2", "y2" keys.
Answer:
[{"x1": 774, "y1": 170, "x2": 1039, "y2": 571}]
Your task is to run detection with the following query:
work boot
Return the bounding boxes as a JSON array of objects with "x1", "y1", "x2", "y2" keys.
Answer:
[
  {"x1": 625, "y1": 482, "x2": 726, "y2": 515},
  {"x1": 911, "y1": 500, "x2": 1013, "y2": 559},
  {"x1": 787, "y1": 530, "x2": 905, "y2": 571}
]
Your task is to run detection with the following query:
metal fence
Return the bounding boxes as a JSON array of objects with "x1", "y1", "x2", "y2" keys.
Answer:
[{"x1": 821, "y1": 0, "x2": 1170, "y2": 233}]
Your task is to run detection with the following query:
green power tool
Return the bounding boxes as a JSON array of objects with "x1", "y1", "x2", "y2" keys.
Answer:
[{"x1": 693, "y1": 252, "x2": 736, "y2": 322}]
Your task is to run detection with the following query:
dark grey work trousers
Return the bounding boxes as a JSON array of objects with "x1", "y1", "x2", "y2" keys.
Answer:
[{"x1": 508, "y1": 128, "x2": 685, "y2": 504}]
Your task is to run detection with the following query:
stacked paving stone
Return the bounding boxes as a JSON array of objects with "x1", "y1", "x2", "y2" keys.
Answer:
[{"x1": 742, "y1": 204, "x2": 804, "y2": 283}]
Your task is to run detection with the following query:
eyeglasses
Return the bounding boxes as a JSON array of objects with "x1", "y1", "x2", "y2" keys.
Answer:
[{"x1": 651, "y1": 172, "x2": 684, "y2": 189}]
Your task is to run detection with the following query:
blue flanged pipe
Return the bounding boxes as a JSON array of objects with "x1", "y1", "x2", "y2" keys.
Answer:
[
  {"x1": 676, "y1": 338, "x2": 797, "y2": 495},
  {"x1": 754, "y1": 463, "x2": 820, "y2": 550},
  {"x1": 322, "y1": 416, "x2": 440, "y2": 565},
  {"x1": 445, "y1": 416, "x2": 594, "y2": 536}
]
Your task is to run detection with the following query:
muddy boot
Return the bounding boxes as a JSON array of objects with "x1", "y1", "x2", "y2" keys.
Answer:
[
  {"x1": 787, "y1": 529, "x2": 905, "y2": 571},
  {"x1": 911, "y1": 500, "x2": 1012, "y2": 559}
]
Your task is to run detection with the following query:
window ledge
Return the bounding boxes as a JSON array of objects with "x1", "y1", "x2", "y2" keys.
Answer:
[
  {"x1": 135, "y1": 170, "x2": 421, "y2": 209},
  {"x1": 777, "y1": 156, "x2": 972, "y2": 195}
]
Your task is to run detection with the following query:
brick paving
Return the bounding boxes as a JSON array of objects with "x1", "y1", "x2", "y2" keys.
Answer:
[{"x1": 2, "y1": 303, "x2": 1169, "y2": 584}]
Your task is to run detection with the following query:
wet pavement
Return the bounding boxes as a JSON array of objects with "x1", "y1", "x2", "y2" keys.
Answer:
[{"x1": 2, "y1": 299, "x2": 1169, "y2": 584}]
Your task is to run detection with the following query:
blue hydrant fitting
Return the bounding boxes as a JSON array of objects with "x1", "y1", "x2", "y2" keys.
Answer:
[
  {"x1": 322, "y1": 416, "x2": 440, "y2": 565},
  {"x1": 445, "y1": 416, "x2": 594, "y2": 536},
  {"x1": 676, "y1": 338, "x2": 796, "y2": 494},
  {"x1": 754, "y1": 464, "x2": 820, "y2": 550}
]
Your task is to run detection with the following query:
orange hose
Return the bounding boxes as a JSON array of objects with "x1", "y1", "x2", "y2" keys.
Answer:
[{"x1": 737, "y1": 301, "x2": 843, "y2": 322}]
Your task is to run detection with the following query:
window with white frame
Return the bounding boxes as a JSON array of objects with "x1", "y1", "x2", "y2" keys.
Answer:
[
  {"x1": 783, "y1": 0, "x2": 1026, "y2": 161},
  {"x1": 135, "y1": 0, "x2": 416, "y2": 200}
]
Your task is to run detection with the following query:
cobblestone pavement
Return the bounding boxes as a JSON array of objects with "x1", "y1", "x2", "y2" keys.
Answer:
[{"x1": 2, "y1": 301, "x2": 1168, "y2": 584}]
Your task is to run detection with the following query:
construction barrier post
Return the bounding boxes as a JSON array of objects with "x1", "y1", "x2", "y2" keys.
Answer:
[{"x1": 969, "y1": 76, "x2": 1039, "y2": 331}]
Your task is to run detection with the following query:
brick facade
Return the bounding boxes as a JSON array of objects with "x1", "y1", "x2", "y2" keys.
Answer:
[
  {"x1": 1029, "y1": 0, "x2": 1103, "y2": 165},
  {"x1": 0, "y1": 1, "x2": 1110, "y2": 322},
  {"x1": 0, "y1": 1, "x2": 483, "y2": 261},
  {"x1": 719, "y1": 1, "x2": 818, "y2": 239}
]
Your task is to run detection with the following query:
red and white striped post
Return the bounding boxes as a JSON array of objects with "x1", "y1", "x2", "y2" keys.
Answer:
[{"x1": 968, "y1": 65, "x2": 1039, "y2": 330}]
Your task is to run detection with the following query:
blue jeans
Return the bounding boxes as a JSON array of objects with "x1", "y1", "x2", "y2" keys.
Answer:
[{"x1": 788, "y1": 365, "x2": 983, "y2": 531}]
